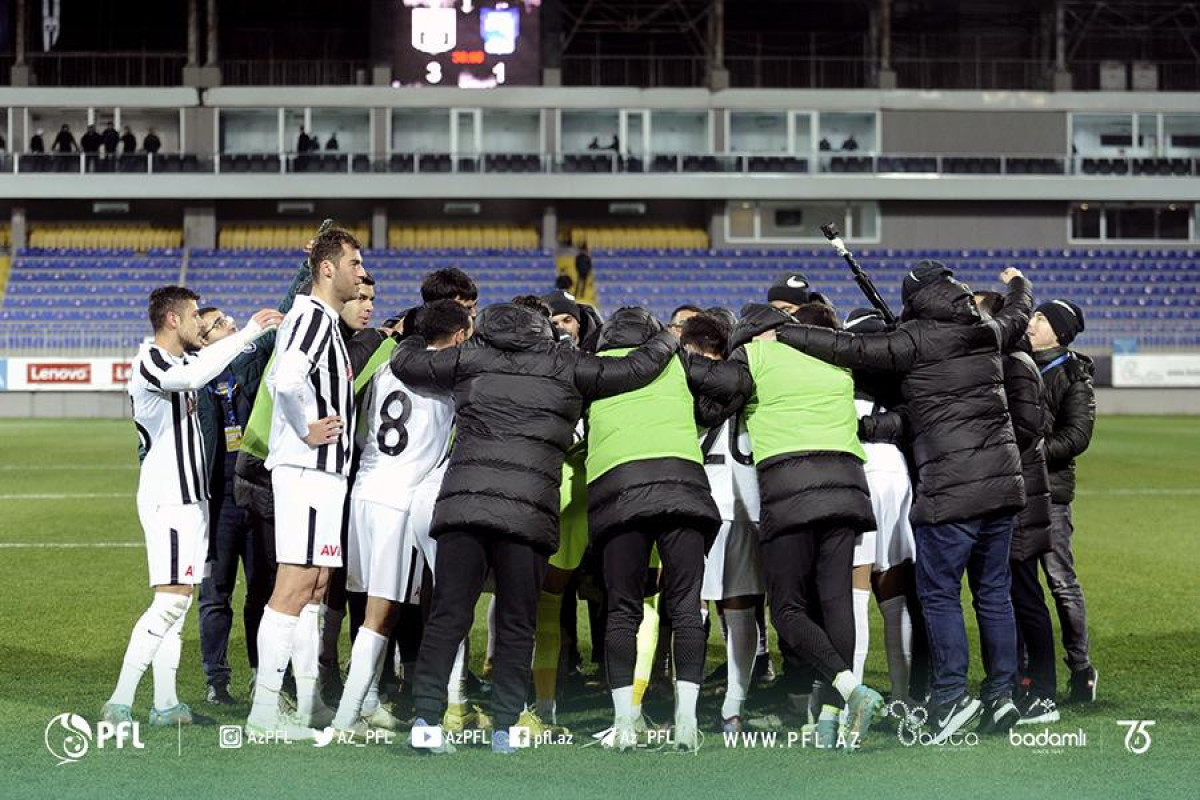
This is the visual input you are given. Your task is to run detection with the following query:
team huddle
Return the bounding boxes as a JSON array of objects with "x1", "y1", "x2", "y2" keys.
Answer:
[{"x1": 102, "y1": 227, "x2": 1099, "y2": 753}]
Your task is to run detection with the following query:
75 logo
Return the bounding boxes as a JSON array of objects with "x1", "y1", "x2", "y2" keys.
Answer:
[{"x1": 1116, "y1": 720, "x2": 1155, "y2": 755}]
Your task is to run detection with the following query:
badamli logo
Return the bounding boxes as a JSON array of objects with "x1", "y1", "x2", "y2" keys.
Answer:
[
  {"x1": 888, "y1": 701, "x2": 980, "y2": 748},
  {"x1": 1009, "y1": 727, "x2": 1088, "y2": 750},
  {"x1": 45, "y1": 713, "x2": 145, "y2": 766}
]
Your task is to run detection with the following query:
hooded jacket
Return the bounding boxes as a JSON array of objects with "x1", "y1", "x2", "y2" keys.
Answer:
[
  {"x1": 726, "y1": 304, "x2": 875, "y2": 540},
  {"x1": 775, "y1": 276, "x2": 1034, "y2": 527},
  {"x1": 584, "y1": 307, "x2": 750, "y2": 545},
  {"x1": 1033, "y1": 346, "x2": 1096, "y2": 504},
  {"x1": 390, "y1": 303, "x2": 677, "y2": 555}
]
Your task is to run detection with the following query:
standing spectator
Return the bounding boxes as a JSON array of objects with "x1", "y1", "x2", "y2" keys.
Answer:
[
  {"x1": 30, "y1": 129, "x2": 46, "y2": 153},
  {"x1": 102, "y1": 122, "x2": 120, "y2": 155},
  {"x1": 842, "y1": 135, "x2": 859, "y2": 151},
  {"x1": 143, "y1": 128, "x2": 162, "y2": 155},
  {"x1": 575, "y1": 244, "x2": 593, "y2": 297},
  {"x1": 81, "y1": 124, "x2": 103, "y2": 154},
  {"x1": 325, "y1": 133, "x2": 339, "y2": 151},
  {"x1": 121, "y1": 125, "x2": 137, "y2": 154},
  {"x1": 53, "y1": 124, "x2": 79, "y2": 153},
  {"x1": 0, "y1": 132, "x2": 6, "y2": 152},
  {"x1": 1027, "y1": 300, "x2": 1098, "y2": 703},
  {"x1": 297, "y1": 126, "x2": 311, "y2": 154}
]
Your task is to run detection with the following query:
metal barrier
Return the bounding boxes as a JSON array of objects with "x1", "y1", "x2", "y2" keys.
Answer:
[{"x1": 0, "y1": 323, "x2": 148, "y2": 357}]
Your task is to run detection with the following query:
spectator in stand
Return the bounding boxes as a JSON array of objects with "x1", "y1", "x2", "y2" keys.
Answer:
[
  {"x1": 842, "y1": 135, "x2": 859, "y2": 152},
  {"x1": 81, "y1": 124, "x2": 103, "y2": 154},
  {"x1": 30, "y1": 129, "x2": 46, "y2": 153},
  {"x1": 102, "y1": 122, "x2": 120, "y2": 155},
  {"x1": 121, "y1": 126, "x2": 137, "y2": 154},
  {"x1": 819, "y1": 138, "x2": 832, "y2": 151},
  {"x1": 297, "y1": 127, "x2": 310, "y2": 154},
  {"x1": 325, "y1": 134, "x2": 339, "y2": 151},
  {"x1": 53, "y1": 124, "x2": 79, "y2": 153},
  {"x1": 0, "y1": 132, "x2": 6, "y2": 153},
  {"x1": 143, "y1": 128, "x2": 162, "y2": 155}
]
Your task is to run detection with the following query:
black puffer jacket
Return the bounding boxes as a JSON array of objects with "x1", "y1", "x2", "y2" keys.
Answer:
[
  {"x1": 585, "y1": 308, "x2": 751, "y2": 546},
  {"x1": 775, "y1": 276, "x2": 1034, "y2": 527},
  {"x1": 1003, "y1": 346, "x2": 1052, "y2": 561},
  {"x1": 1034, "y1": 347, "x2": 1096, "y2": 504},
  {"x1": 729, "y1": 304, "x2": 876, "y2": 539},
  {"x1": 390, "y1": 303, "x2": 678, "y2": 556}
]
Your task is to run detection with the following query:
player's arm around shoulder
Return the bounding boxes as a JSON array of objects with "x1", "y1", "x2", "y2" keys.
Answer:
[{"x1": 573, "y1": 329, "x2": 678, "y2": 400}]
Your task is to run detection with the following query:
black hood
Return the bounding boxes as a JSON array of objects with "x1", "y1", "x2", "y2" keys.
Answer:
[
  {"x1": 900, "y1": 276, "x2": 980, "y2": 325},
  {"x1": 595, "y1": 307, "x2": 663, "y2": 352},
  {"x1": 578, "y1": 303, "x2": 604, "y2": 350},
  {"x1": 729, "y1": 303, "x2": 794, "y2": 352},
  {"x1": 474, "y1": 303, "x2": 554, "y2": 352}
]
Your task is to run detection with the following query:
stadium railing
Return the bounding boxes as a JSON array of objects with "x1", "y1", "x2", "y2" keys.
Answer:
[
  {"x1": 0, "y1": 322, "x2": 148, "y2": 357},
  {"x1": 13, "y1": 151, "x2": 1195, "y2": 178}
]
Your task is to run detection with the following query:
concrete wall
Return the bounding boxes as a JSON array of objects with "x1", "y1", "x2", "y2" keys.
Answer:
[
  {"x1": 877, "y1": 200, "x2": 1067, "y2": 249},
  {"x1": 881, "y1": 110, "x2": 1067, "y2": 155}
]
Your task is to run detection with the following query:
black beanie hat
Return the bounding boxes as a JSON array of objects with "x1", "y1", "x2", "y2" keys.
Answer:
[
  {"x1": 541, "y1": 290, "x2": 581, "y2": 322},
  {"x1": 901, "y1": 260, "x2": 954, "y2": 305},
  {"x1": 1036, "y1": 299, "x2": 1085, "y2": 345},
  {"x1": 767, "y1": 273, "x2": 812, "y2": 307},
  {"x1": 844, "y1": 307, "x2": 888, "y2": 334}
]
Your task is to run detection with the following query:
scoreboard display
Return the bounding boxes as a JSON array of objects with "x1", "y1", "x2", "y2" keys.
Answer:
[{"x1": 398, "y1": 1, "x2": 542, "y2": 88}]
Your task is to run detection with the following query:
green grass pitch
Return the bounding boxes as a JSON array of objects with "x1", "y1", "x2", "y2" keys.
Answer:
[{"x1": 0, "y1": 416, "x2": 1197, "y2": 799}]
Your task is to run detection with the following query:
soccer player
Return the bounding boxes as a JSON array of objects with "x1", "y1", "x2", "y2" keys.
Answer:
[
  {"x1": 1027, "y1": 299, "x2": 1098, "y2": 703},
  {"x1": 773, "y1": 264, "x2": 1032, "y2": 742},
  {"x1": 245, "y1": 229, "x2": 366, "y2": 739},
  {"x1": 101, "y1": 287, "x2": 281, "y2": 726},
  {"x1": 684, "y1": 314, "x2": 765, "y2": 734},
  {"x1": 728, "y1": 300, "x2": 885, "y2": 749},
  {"x1": 421, "y1": 267, "x2": 478, "y2": 318},
  {"x1": 391, "y1": 302, "x2": 677, "y2": 753},
  {"x1": 586, "y1": 307, "x2": 749, "y2": 752},
  {"x1": 331, "y1": 300, "x2": 471, "y2": 735}
]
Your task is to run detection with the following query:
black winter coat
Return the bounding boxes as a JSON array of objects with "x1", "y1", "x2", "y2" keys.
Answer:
[
  {"x1": 775, "y1": 276, "x2": 1034, "y2": 527},
  {"x1": 1003, "y1": 346, "x2": 1052, "y2": 561},
  {"x1": 1034, "y1": 347, "x2": 1095, "y2": 504},
  {"x1": 585, "y1": 308, "x2": 751, "y2": 545},
  {"x1": 390, "y1": 303, "x2": 678, "y2": 556},
  {"x1": 729, "y1": 304, "x2": 876, "y2": 539}
]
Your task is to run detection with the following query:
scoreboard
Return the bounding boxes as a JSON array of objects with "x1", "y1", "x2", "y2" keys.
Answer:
[{"x1": 398, "y1": 0, "x2": 542, "y2": 88}]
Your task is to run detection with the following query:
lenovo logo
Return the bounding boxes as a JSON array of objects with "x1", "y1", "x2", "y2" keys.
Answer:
[
  {"x1": 27, "y1": 363, "x2": 92, "y2": 384},
  {"x1": 112, "y1": 363, "x2": 133, "y2": 384}
]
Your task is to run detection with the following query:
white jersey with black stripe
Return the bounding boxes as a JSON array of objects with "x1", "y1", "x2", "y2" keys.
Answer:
[
  {"x1": 265, "y1": 295, "x2": 355, "y2": 475},
  {"x1": 352, "y1": 358, "x2": 455, "y2": 511},
  {"x1": 701, "y1": 414, "x2": 761, "y2": 523},
  {"x1": 130, "y1": 345, "x2": 210, "y2": 507}
]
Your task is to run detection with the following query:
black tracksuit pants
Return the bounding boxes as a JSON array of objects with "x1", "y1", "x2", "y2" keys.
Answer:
[
  {"x1": 412, "y1": 530, "x2": 547, "y2": 729},
  {"x1": 601, "y1": 522, "x2": 706, "y2": 688},
  {"x1": 1011, "y1": 554, "x2": 1057, "y2": 699},
  {"x1": 761, "y1": 525, "x2": 856, "y2": 708}
]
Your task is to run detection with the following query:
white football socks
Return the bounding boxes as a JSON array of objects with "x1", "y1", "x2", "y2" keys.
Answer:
[
  {"x1": 292, "y1": 604, "x2": 325, "y2": 719},
  {"x1": 721, "y1": 607, "x2": 756, "y2": 720},
  {"x1": 318, "y1": 603, "x2": 344, "y2": 672},
  {"x1": 852, "y1": 588, "x2": 871, "y2": 683},
  {"x1": 109, "y1": 593, "x2": 191, "y2": 707},
  {"x1": 447, "y1": 639, "x2": 468, "y2": 706},
  {"x1": 333, "y1": 627, "x2": 386, "y2": 730},
  {"x1": 612, "y1": 685, "x2": 634, "y2": 721},
  {"x1": 879, "y1": 595, "x2": 913, "y2": 700},
  {"x1": 249, "y1": 606, "x2": 299, "y2": 726},
  {"x1": 833, "y1": 669, "x2": 861, "y2": 703},
  {"x1": 675, "y1": 680, "x2": 700, "y2": 726},
  {"x1": 152, "y1": 603, "x2": 188, "y2": 710}
]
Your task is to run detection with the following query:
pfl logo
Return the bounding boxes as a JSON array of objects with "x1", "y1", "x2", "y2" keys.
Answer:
[{"x1": 45, "y1": 713, "x2": 145, "y2": 766}]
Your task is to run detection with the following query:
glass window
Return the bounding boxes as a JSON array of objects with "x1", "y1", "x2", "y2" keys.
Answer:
[
  {"x1": 1073, "y1": 203, "x2": 1191, "y2": 241},
  {"x1": 391, "y1": 108, "x2": 451, "y2": 152},
  {"x1": 220, "y1": 109, "x2": 279, "y2": 153},
  {"x1": 651, "y1": 111, "x2": 709, "y2": 154},
  {"x1": 1136, "y1": 114, "x2": 1159, "y2": 156},
  {"x1": 1071, "y1": 204, "x2": 1101, "y2": 239},
  {"x1": 481, "y1": 109, "x2": 541, "y2": 153},
  {"x1": 1071, "y1": 113, "x2": 1133, "y2": 155},
  {"x1": 727, "y1": 201, "x2": 880, "y2": 242},
  {"x1": 727, "y1": 203, "x2": 756, "y2": 238},
  {"x1": 850, "y1": 203, "x2": 878, "y2": 239},
  {"x1": 311, "y1": 109, "x2": 369, "y2": 153},
  {"x1": 729, "y1": 112, "x2": 786, "y2": 153},
  {"x1": 560, "y1": 110, "x2": 619, "y2": 153},
  {"x1": 818, "y1": 112, "x2": 875, "y2": 153},
  {"x1": 1163, "y1": 114, "x2": 1200, "y2": 156}
]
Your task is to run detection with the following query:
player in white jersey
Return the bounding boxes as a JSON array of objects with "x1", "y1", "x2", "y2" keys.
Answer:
[
  {"x1": 331, "y1": 300, "x2": 470, "y2": 735},
  {"x1": 844, "y1": 309, "x2": 918, "y2": 703},
  {"x1": 246, "y1": 229, "x2": 367, "y2": 740},
  {"x1": 684, "y1": 315, "x2": 766, "y2": 734},
  {"x1": 101, "y1": 286, "x2": 281, "y2": 727}
]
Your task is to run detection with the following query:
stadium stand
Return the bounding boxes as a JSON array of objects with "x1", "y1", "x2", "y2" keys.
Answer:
[
  {"x1": 218, "y1": 224, "x2": 372, "y2": 250},
  {"x1": 27, "y1": 225, "x2": 182, "y2": 250},
  {"x1": 569, "y1": 227, "x2": 709, "y2": 250},
  {"x1": 387, "y1": 226, "x2": 540, "y2": 251},
  {"x1": 0, "y1": 246, "x2": 1196, "y2": 352}
]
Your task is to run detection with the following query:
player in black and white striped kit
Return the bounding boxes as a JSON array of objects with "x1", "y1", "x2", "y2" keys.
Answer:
[
  {"x1": 102, "y1": 286, "x2": 281, "y2": 727},
  {"x1": 246, "y1": 229, "x2": 368, "y2": 739}
]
